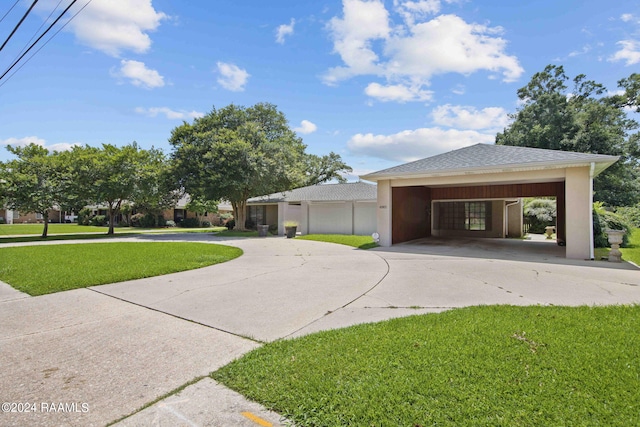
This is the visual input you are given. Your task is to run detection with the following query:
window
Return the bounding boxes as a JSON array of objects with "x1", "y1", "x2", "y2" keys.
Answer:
[
  {"x1": 438, "y1": 201, "x2": 491, "y2": 231},
  {"x1": 12, "y1": 211, "x2": 19, "y2": 219},
  {"x1": 36, "y1": 213, "x2": 43, "y2": 220}
]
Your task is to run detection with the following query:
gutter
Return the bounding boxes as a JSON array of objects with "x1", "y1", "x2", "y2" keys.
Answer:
[{"x1": 589, "y1": 162, "x2": 595, "y2": 260}]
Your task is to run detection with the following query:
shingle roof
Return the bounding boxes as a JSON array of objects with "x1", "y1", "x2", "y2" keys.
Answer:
[
  {"x1": 247, "y1": 182, "x2": 377, "y2": 204},
  {"x1": 362, "y1": 143, "x2": 619, "y2": 180}
]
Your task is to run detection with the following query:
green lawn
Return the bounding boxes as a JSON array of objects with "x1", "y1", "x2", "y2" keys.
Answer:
[
  {"x1": 0, "y1": 242, "x2": 242, "y2": 296},
  {"x1": 213, "y1": 305, "x2": 640, "y2": 426},
  {"x1": 621, "y1": 228, "x2": 640, "y2": 265},
  {"x1": 297, "y1": 234, "x2": 378, "y2": 249},
  {"x1": 0, "y1": 223, "x2": 226, "y2": 236}
]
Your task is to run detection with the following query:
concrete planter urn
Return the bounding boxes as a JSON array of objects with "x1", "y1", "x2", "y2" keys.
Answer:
[
  {"x1": 284, "y1": 221, "x2": 298, "y2": 239},
  {"x1": 605, "y1": 229, "x2": 625, "y2": 263},
  {"x1": 258, "y1": 224, "x2": 269, "y2": 237},
  {"x1": 544, "y1": 225, "x2": 555, "y2": 239}
]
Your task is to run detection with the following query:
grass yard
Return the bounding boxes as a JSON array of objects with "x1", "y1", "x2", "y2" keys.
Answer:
[
  {"x1": 0, "y1": 242, "x2": 242, "y2": 296},
  {"x1": 0, "y1": 223, "x2": 118, "y2": 235},
  {"x1": 297, "y1": 234, "x2": 378, "y2": 249},
  {"x1": 213, "y1": 305, "x2": 640, "y2": 427},
  {"x1": 621, "y1": 228, "x2": 640, "y2": 265}
]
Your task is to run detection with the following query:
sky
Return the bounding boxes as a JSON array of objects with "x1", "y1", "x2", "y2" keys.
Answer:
[{"x1": 0, "y1": 0, "x2": 639, "y2": 180}]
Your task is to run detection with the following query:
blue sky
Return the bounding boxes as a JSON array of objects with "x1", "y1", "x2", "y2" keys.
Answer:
[{"x1": 1, "y1": 0, "x2": 638, "y2": 180}]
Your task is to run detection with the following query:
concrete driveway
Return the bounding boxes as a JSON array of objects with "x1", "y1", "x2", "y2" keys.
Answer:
[{"x1": 1, "y1": 234, "x2": 638, "y2": 426}]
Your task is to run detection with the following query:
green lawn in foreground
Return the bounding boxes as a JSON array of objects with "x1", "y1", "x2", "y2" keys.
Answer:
[
  {"x1": 0, "y1": 223, "x2": 117, "y2": 235},
  {"x1": 0, "y1": 242, "x2": 242, "y2": 295},
  {"x1": 297, "y1": 234, "x2": 378, "y2": 249},
  {"x1": 213, "y1": 305, "x2": 640, "y2": 426}
]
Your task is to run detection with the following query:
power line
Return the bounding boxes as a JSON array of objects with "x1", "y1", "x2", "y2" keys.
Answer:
[
  {"x1": 0, "y1": 0, "x2": 93, "y2": 88},
  {"x1": 0, "y1": 0, "x2": 20, "y2": 24},
  {"x1": 11, "y1": 0, "x2": 65, "y2": 63},
  {"x1": 0, "y1": 0, "x2": 79, "y2": 83},
  {"x1": 0, "y1": 0, "x2": 39, "y2": 53}
]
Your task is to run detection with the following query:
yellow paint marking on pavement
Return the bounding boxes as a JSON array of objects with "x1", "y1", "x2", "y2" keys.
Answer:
[{"x1": 241, "y1": 411, "x2": 273, "y2": 426}]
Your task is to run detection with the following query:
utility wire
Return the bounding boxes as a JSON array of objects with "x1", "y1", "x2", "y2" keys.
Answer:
[
  {"x1": 11, "y1": 0, "x2": 65, "y2": 63},
  {"x1": 0, "y1": 0, "x2": 93, "y2": 88},
  {"x1": 0, "y1": 0, "x2": 21, "y2": 24},
  {"x1": 0, "y1": 0, "x2": 78, "y2": 83},
  {"x1": 0, "y1": 0, "x2": 39, "y2": 53}
]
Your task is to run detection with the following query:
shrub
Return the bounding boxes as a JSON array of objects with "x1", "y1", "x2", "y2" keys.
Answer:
[
  {"x1": 615, "y1": 205, "x2": 640, "y2": 228},
  {"x1": 226, "y1": 219, "x2": 235, "y2": 230},
  {"x1": 156, "y1": 215, "x2": 166, "y2": 227},
  {"x1": 219, "y1": 213, "x2": 233, "y2": 226},
  {"x1": 130, "y1": 213, "x2": 145, "y2": 227},
  {"x1": 245, "y1": 218, "x2": 256, "y2": 230},
  {"x1": 0, "y1": 217, "x2": 5, "y2": 224},
  {"x1": 593, "y1": 202, "x2": 632, "y2": 248},
  {"x1": 201, "y1": 220, "x2": 211, "y2": 228},
  {"x1": 524, "y1": 198, "x2": 556, "y2": 234},
  {"x1": 165, "y1": 220, "x2": 176, "y2": 227},
  {"x1": 118, "y1": 221, "x2": 129, "y2": 227},
  {"x1": 78, "y1": 207, "x2": 93, "y2": 226},
  {"x1": 268, "y1": 224, "x2": 278, "y2": 234},
  {"x1": 180, "y1": 217, "x2": 200, "y2": 228},
  {"x1": 89, "y1": 215, "x2": 107, "y2": 226}
]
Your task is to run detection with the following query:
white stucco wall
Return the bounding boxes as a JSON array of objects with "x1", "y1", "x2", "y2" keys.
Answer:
[
  {"x1": 565, "y1": 167, "x2": 592, "y2": 259},
  {"x1": 377, "y1": 180, "x2": 392, "y2": 246},
  {"x1": 354, "y1": 202, "x2": 377, "y2": 235},
  {"x1": 309, "y1": 202, "x2": 352, "y2": 234}
]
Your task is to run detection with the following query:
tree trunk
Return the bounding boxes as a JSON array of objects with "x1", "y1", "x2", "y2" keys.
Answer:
[
  {"x1": 41, "y1": 211, "x2": 49, "y2": 238},
  {"x1": 108, "y1": 205, "x2": 115, "y2": 235},
  {"x1": 232, "y1": 200, "x2": 248, "y2": 231}
]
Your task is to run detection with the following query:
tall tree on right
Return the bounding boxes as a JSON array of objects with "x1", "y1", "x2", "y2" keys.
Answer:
[{"x1": 496, "y1": 65, "x2": 640, "y2": 206}]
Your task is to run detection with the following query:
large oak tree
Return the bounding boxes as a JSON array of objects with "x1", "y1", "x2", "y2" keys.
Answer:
[
  {"x1": 170, "y1": 103, "x2": 351, "y2": 230},
  {"x1": 496, "y1": 65, "x2": 640, "y2": 206}
]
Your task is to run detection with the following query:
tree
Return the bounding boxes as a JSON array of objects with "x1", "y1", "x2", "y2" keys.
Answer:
[
  {"x1": 70, "y1": 143, "x2": 172, "y2": 234},
  {"x1": 185, "y1": 197, "x2": 218, "y2": 225},
  {"x1": 304, "y1": 152, "x2": 353, "y2": 186},
  {"x1": 496, "y1": 65, "x2": 640, "y2": 206},
  {"x1": 1, "y1": 144, "x2": 67, "y2": 237},
  {"x1": 170, "y1": 103, "x2": 310, "y2": 230}
]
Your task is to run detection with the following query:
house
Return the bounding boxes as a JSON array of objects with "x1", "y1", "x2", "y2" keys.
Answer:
[
  {"x1": 0, "y1": 208, "x2": 63, "y2": 224},
  {"x1": 164, "y1": 195, "x2": 233, "y2": 225},
  {"x1": 247, "y1": 182, "x2": 377, "y2": 236},
  {"x1": 361, "y1": 143, "x2": 619, "y2": 260}
]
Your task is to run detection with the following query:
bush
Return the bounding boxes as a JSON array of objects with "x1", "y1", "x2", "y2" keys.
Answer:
[
  {"x1": 245, "y1": 218, "x2": 256, "y2": 230},
  {"x1": 593, "y1": 203, "x2": 632, "y2": 248},
  {"x1": 201, "y1": 220, "x2": 211, "y2": 228},
  {"x1": 226, "y1": 219, "x2": 235, "y2": 230},
  {"x1": 165, "y1": 220, "x2": 176, "y2": 227},
  {"x1": 219, "y1": 213, "x2": 233, "y2": 226},
  {"x1": 615, "y1": 205, "x2": 640, "y2": 228},
  {"x1": 180, "y1": 217, "x2": 200, "y2": 228},
  {"x1": 78, "y1": 207, "x2": 93, "y2": 226},
  {"x1": 524, "y1": 198, "x2": 556, "y2": 234},
  {"x1": 118, "y1": 221, "x2": 130, "y2": 227},
  {"x1": 0, "y1": 217, "x2": 5, "y2": 224},
  {"x1": 89, "y1": 215, "x2": 107, "y2": 226},
  {"x1": 130, "y1": 213, "x2": 145, "y2": 227}
]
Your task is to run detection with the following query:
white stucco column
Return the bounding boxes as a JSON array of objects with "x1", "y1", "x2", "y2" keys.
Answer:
[
  {"x1": 377, "y1": 180, "x2": 392, "y2": 247},
  {"x1": 300, "y1": 201, "x2": 309, "y2": 235},
  {"x1": 277, "y1": 202, "x2": 285, "y2": 236},
  {"x1": 565, "y1": 167, "x2": 592, "y2": 259}
]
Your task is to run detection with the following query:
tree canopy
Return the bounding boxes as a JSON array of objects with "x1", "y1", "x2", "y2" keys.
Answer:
[
  {"x1": 1, "y1": 144, "x2": 67, "y2": 237},
  {"x1": 170, "y1": 102, "x2": 352, "y2": 229},
  {"x1": 496, "y1": 65, "x2": 640, "y2": 206}
]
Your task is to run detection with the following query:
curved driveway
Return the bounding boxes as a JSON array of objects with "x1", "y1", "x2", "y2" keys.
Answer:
[{"x1": 1, "y1": 233, "x2": 639, "y2": 426}]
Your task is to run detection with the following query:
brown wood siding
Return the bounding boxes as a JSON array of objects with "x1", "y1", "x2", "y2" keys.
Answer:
[
  {"x1": 431, "y1": 182, "x2": 561, "y2": 200},
  {"x1": 555, "y1": 182, "x2": 566, "y2": 243},
  {"x1": 392, "y1": 186, "x2": 431, "y2": 244}
]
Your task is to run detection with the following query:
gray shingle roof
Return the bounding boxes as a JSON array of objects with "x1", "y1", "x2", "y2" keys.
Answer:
[
  {"x1": 362, "y1": 143, "x2": 619, "y2": 180},
  {"x1": 247, "y1": 182, "x2": 377, "y2": 204}
]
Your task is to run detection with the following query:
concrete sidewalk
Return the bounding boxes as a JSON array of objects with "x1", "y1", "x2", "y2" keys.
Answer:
[{"x1": 1, "y1": 234, "x2": 638, "y2": 426}]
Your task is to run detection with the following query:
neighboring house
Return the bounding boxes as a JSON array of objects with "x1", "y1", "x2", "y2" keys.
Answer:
[
  {"x1": 0, "y1": 208, "x2": 62, "y2": 224},
  {"x1": 361, "y1": 143, "x2": 619, "y2": 260},
  {"x1": 247, "y1": 182, "x2": 377, "y2": 236},
  {"x1": 166, "y1": 195, "x2": 233, "y2": 225}
]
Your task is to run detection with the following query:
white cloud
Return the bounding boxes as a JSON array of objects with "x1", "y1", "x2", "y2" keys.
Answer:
[
  {"x1": 135, "y1": 107, "x2": 204, "y2": 120},
  {"x1": 60, "y1": 0, "x2": 167, "y2": 57},
  {"x1": 276, "y1": 19, "x2": 295, "y2": 44},
  {"x1": 348, "y1": 127, "x2": 494, "y2": 162},
  {"x1": 112, "y1": 59, "x2": 164, "y2": 88},
  {"x1": 323, "y1": 0, "x2": 390, "y2": 85},
  {"x1": 620, "y1": 13, "x2": 635, "y2": 23},
  {"x1": 610, "y1": 40, "x2": 640, "y2": 65},
  {"x1": 324, "y1": 1, "x2": 523, "y2": 99},
  {"x1": 431, "y1": 104, "x2": 509, "y2": 130},
  {"x1": 216, "y1": 62, "x2": 250, "y2": 91},
  {"x1": 293, "y1": 120, "x2": 318, "y2": 134},
  {"x1": 364, "y1": 82, "x2": 433, "y2": 102},
  {"x1": 1, "y1": 137, "x2": 78, "y2": 152}
]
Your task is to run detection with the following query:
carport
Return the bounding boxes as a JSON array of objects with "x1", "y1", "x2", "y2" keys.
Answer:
[{"x1": 361, "y1": 144, "x2": 619, "y2": 260}]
